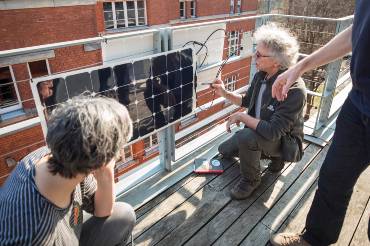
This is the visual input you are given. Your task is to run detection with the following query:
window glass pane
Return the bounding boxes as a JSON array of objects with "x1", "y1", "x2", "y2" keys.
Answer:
[
  {"x1": 0, "y1": 67, "x2": 18, "y2": 107},
  {"x1": 124, "y1": 146, "x2": 132, "y2": 160},
  {"x1": 105, "y1": 21, "x2": 114, "y2": 29},
  {"x1": 127, "y1": 9, "x2": 136, "y2": 18},
  {"x1": 127, "y1": 1, "x2": 135, "y2": 9},
  {"x1": 116, "y1": 11, "x2": 125, "y2": 20},
  {"x1": 138, "y1": 18, "x2": 145, "y2": 25},
  {"x1": 180, "y1": 2, "x2": 185, "y2": 17},
  {"x1": 117, "y1": 20, "x2": 126, "y2": 28},
  {"x1": 152, "y1": 134, "x2": 158, "y2": 145},
  {"x1": 137, "y1": 0, "x2": 145, "y2": 8},
  {"x1": 115, "y1": 2, "x2": 124, "y2": 10},
  {"x1": 103, "y1": 2, "x2": 112, "y2": 11},
  {"x1": 104, "y1": 12, "x2": 114, "y2": 21},
  {"x1": 29, "y1": 60, "x2": 48, "y2": 78},
  {"x1": 144, "y1": 137, "x2": 151, "y2": 149},
  {"x1": 138, "y1": 9, "x2": 145, "y2": 18}
]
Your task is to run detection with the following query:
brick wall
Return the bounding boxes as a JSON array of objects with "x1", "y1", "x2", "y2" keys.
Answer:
[
  {"x1": 0, "y1": 125, "x2": 45, "y2": 185},
  {"x1": 0, "y1": 5, "x2": 99, "y2": 50}
]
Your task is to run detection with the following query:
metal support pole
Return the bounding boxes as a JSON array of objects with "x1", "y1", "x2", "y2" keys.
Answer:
[
  {"x1": 157, "y1": 28, "x2": 175, "y2": 171},
  {"x1": 313, "y1": 18, "x2": 352, "y2": 136}
]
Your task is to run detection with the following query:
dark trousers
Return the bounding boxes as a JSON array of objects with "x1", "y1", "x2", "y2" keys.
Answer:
[
  {"x1": 303, "y1": 98, "x2": 370, "y2": 246},
  {"x1": 218, "y1": 128, "x2": 282, "y2": 185},
  {"x1": 80, "y1": 202, "x2": 136, "y2": 246}
]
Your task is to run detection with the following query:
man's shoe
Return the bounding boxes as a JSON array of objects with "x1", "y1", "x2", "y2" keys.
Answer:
[
  {"x1": 267, "y1": 158, "x2": 285, "y2": 173},
  {"x1": 230, "y1": 179, "x2": 260, "y2": 200},
  {"x1": 270, "y1": 233, "x2": 311, "y2": 246}
]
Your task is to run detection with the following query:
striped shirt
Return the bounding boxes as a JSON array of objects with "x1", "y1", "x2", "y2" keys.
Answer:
[{"x1": 0, "y1": 147, "x2": 97, "y2": 246}]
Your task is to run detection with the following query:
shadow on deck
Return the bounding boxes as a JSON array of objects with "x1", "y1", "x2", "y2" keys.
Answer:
[{"x1": 125, "y1": 141, "x2": 370, "y2": 246}]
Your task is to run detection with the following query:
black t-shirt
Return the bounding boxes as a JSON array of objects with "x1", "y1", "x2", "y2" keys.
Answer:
[{"x1": 349, "y1": 0, "x2": 370, "y2": 116}]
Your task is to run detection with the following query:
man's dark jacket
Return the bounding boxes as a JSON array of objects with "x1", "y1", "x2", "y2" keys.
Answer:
[{"x1": 241, "y1": 70, "x2": 307, "y2": 161}]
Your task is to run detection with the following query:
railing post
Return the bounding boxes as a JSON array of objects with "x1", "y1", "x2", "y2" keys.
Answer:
[
  {"x1": 157, "y1": 28, "x2": 175, "y2": 171},
  {"x1": 313, "y1": 18, "x2": 352, "y2": 136}
]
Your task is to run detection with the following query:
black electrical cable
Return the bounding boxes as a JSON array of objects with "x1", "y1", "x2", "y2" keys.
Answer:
[{"x1": 182, "y1": 29, "x2": 241, "y2": 112}]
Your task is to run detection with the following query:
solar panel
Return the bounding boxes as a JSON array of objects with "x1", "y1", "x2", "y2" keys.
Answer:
[{"x1": 32, "y1": 48, "x2": 195, "y2": 143}]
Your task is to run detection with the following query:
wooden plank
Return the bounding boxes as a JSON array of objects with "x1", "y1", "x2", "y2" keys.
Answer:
[
  {"x1": 184, "y1": 144, "x2": 320, "y2": 246},
  {"x1": 135, "y1": 173, "x2": 197, "y2": 219},
  {"x1": 130, "y1": 158, "x2": 241, "y2": 246},
  {"x1": 256, "y1": 147, "x2": 330, "y2": 232},
  {"x1": 275, "y1": 166, "x2": 370, "y2": 246},
  {"x1": 240, "y1": 223, "x2": 273, "y2": 246},
  {"x1": 158, "y1": 144, "x2": 309, "y2": 246},
  {"x1": 349, "y1": 198, "x2": 370, "y2": 246},
  {"x1": 241, "y1": 179, "x2": 318, "y2": 246},
  {"x1": 278, "y1": 181, "x2": 317, "y2": 234},
  {"x1": 212, "y1": 144, "x2": 325, "y2": 246},
  {"x1": 335, "y1": 166, "x2": 370, "y2": 246}
]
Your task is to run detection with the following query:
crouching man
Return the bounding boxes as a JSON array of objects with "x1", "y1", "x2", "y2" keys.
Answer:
[
  {"x1": 212, "y1": 23, "x2": 307, "y2": 200},
  {"x1": 0, "y1": 96, "x2": 135, "y2": 245}
]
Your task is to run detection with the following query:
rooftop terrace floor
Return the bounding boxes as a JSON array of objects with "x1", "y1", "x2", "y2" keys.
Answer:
[{"x1": 127, "y1": 141, "x2": 370, "y2": 246}]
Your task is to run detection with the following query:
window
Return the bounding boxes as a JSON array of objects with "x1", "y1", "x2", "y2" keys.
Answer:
[
  {"x1": 228, "y1": 30, "x2": 240, "y2": 57},
  {"x1": 0, "y1": 66, "x2": 20, "y2": 110},
  {"x1": 236, "y1": 0, "x2": 241, "y2": 13},
  {"x1": 144, "y1": 134, "x2": 158, "y2": 155},
  {"x1": 103, "y1": 0, "x2": 146, "y2": 30},
  {"x1": 225, "y1": 75, "x2": 237, "y2": 91},
  {"x1": 230, "y1": 0, "x2": 235, "y2": 14},
  {"x1": 122, "y1": 145, "x2": 133, "y2": 162},
  {"x1": 28, "y1": 60, "x2": 50, "y2": 78},
  {"x1": 190, "y1": 1, "x2": 196, "y2": 17},
  {"x1": 180, "y1": 1, "x2": 186, "y2": 19}
]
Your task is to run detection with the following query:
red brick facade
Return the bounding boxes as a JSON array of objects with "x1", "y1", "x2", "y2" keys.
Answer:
[{"x1": 0, "y1": 0, "x2": 258, "y2": 185}]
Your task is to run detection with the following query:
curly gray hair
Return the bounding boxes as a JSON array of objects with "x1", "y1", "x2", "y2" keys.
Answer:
[
  {"x1": 254, "y1": 22, "x2": 299, "y2": 69},
  {"x1": 46, "y1": 95, "x2": 133, "y2": 178}
]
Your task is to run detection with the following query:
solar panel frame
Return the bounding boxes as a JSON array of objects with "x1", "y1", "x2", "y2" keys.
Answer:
[{"x1": 31, "y1": 47, "x2": 196, "y2": 146}]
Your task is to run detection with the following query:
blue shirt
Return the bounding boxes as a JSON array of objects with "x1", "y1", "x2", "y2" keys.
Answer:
[{"x1": 349, "y1": 0, "x2": 370, "y2": 116}]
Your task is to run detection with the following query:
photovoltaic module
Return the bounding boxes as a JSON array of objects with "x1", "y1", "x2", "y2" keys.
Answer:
[{"x1": 32, "y1": 47, "x2": 195, "y2": 143}]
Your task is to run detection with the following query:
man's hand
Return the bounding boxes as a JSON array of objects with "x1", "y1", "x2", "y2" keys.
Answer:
[
  {"x1": 272, "y1": 65, "x2": 302, "y2": 101},
  {"x1": 211, "y1": 78, "x2": 226, "y2": 97},
  {"x1": 226, "y1": 112, "x2": 243, "y2": 133}
]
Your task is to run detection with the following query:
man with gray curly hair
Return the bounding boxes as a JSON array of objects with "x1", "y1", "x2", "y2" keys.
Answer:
[
  {"x1": 212, "y1": 23, "x2": 306, "y2": 200},
  {"x1": 0, "y1": 96, "x2": 135, "y2": 246}
]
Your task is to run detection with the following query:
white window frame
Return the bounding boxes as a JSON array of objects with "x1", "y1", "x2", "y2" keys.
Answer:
[
  {"x1": 225, "y1": 75, "x2": 237, "y2": 91},
  {"x1": 228, "y1": 30, "x2": 240, "y2": 57},
  {"x1": 103, "y1": 0, "x2": 147, "y2": 30},
  {"x1": 179, "y1": 1, "x2": 186, "y2": 19},
  {"x1": 144, "y1": 133, "x2": 159, "y2": 155},
  {"x1": 236, "y1": 0, "x2": 241, "y2": 13},
  {"x1": 122, "y1": 145, "x2": 134, "y2": 163},
  {"x1": 230, "y1": 0, "x2": 235, "y2": 14},
  {"x1": 0, "y1": 65, "x2": 22, "y2": 114},
  {"x1": 27, "y1": 59, "x2": 51, "y2": 79},
  {"x1": 190, "y1": 0, "x2": 196, "y2": 17}
]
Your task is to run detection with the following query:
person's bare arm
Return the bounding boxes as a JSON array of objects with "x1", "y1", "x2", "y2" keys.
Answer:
[
  {"x1": 93, "y1": 160, "x2": 116, "y2": 217},
  {"x1": 272, "y1": 25, "x2": 353, "y2": 101}
]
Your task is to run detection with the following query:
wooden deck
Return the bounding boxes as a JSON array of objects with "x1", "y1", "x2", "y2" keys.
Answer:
[{"x1": 127, "y1": 142, "x2": 370, "y2": 246}]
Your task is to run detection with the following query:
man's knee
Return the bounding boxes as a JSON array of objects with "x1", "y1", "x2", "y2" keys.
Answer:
[{"x1": 236, "y1": 128, "x2": 259, "y2": 150}]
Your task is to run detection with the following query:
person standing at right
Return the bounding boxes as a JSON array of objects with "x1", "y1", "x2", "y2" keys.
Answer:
[{"x1": 270, "y1": 0, "x2": 370, "y2": 245}]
